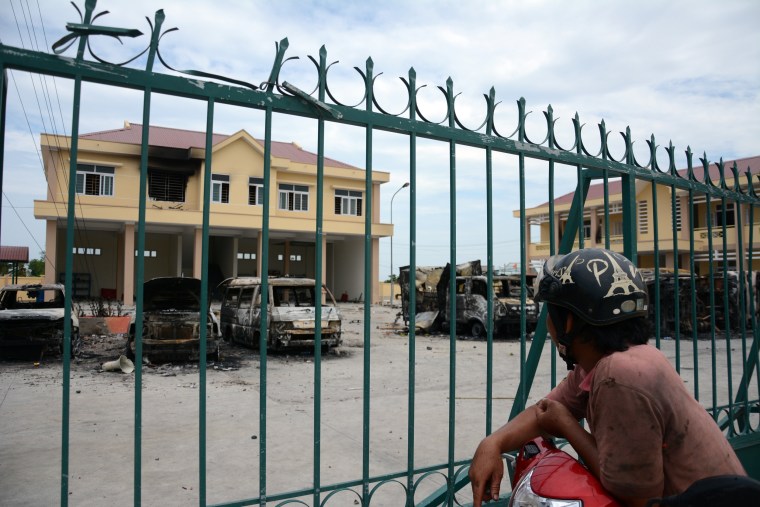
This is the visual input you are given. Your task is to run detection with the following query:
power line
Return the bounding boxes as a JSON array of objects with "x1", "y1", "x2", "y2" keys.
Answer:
[
  {"x1": 2, "y1": 191, "x2": 49, "y2": 263},
  {"x1": 8, "y1": 0, "x2": 102, "y2": 290}
]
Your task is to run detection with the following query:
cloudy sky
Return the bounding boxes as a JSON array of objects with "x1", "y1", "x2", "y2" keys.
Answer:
[{"x1": 1, "y1": 0, "x2": 759, "y2": 277}]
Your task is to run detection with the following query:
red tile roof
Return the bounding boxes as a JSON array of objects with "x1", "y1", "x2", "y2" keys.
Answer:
[
  {"x1": 0, "y1": 246, "x2": 29, "y2": 263},
  {"x1": 79, "y1": 122, "x2": 358, "y2": 170},
  {"x1": 537, "y1": 155, "x2": 760, "y2": 208}
]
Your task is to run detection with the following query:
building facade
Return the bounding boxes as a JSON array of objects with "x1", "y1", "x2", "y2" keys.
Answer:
[
  {"x1": 516, "y1": 156, "x2": 760, "y2": 273},
  {"x1": 35, "y1": 122, "x2": 392, "y2": 303}
]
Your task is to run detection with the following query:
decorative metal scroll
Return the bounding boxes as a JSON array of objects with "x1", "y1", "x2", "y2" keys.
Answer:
[{"x1": 51, "y1": 0, "x2": 756, "y2": 197}]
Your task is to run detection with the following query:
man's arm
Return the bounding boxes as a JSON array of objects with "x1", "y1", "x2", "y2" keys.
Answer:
[
  {"x1": 469, "y1": 404, "x2": 543, "y2": 507},
  {"x1": 535, "y1": 400, "x2": 659, "y2": 507}
]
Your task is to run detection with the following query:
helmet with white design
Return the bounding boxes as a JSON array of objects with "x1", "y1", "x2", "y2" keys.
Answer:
[{"x1": 534, "y1": 248, "x2": 648, "y2": 326}]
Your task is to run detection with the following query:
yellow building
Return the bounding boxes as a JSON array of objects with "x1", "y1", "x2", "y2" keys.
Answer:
[
  {"x1": 516, "y1": 156, "x2": 760, "y2": 273},
  {"x1": 34, "y1": 122, "x2": 392, "y2": 303}
]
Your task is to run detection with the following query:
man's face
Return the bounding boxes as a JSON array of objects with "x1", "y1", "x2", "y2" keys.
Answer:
[{"x1": 546, "y1": 312, "x2": 571, "y2": 360}]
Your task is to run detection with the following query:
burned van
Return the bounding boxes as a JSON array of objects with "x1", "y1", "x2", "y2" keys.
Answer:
[
  {"x1": 219, "y1": 277, "x2": 342, "y2": 351},
  {"x1": 126, "y1": 277, "x2": 221, "y2": 362}
]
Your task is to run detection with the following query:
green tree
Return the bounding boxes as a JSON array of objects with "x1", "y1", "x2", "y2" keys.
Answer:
[{"x1": 28, "y1": 251, "x2": 45, "y2": 276}]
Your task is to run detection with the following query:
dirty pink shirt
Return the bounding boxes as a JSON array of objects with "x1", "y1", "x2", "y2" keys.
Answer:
[{"x1": 546, "y1": 344, "x2": 745, "y2": 499}]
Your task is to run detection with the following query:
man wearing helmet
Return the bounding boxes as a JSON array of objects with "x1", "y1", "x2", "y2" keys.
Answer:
[{"x1": 469, "y1": 248, "x2": 745, "y2": 507}]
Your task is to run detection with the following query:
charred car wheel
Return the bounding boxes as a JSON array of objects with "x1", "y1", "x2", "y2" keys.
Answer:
[
  {"x1": 470, "y1": 321, "x2": 486, "y2": 338},
  {"x1": 60, "y1": 331, "x2": 81, "y2": 359}
]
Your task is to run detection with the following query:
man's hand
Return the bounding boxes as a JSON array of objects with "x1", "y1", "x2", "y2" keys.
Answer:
[
  {"x1": 469, "y1": 435, "x2": 504, "y2": 507},
  {"x1": 535, "y1": 398, "x2": 579, "y2": 438}
]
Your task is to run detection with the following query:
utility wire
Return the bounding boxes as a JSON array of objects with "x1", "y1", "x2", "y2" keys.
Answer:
[{"x1": 9, "y1": 0, "x2": 102, "y2": 291}]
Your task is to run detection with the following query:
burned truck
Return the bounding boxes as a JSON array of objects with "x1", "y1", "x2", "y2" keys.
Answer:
[
  {"x1": 642, "y1": 269, "x2": 747, "y2": 336},
  {"x1": 399, "y1": 260, "x2": 538, "y2": 338},
  {"x1": 0, "y1": 283, "x2": 80, "y2": 359}
]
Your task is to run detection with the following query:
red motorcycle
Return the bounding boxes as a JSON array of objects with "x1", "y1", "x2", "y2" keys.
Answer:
[
  {"x1": 505, "y1": 437, "x2": 760, "y2": 507},
  {"x1": 506, "y1": 437, "x2": 620, "y2": 507}
]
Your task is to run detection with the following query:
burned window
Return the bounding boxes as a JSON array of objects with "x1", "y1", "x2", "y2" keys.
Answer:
[
  {"x1": 471, "y1": 279, "x2": 488, "y2": 298},
  {"x1": 212, "y1": 174, "x2": 230, "y2": 203},
  {"x1": 335, "y1": 189, "x2": 362, "y2": 216},
  {"x1": 149, "y1": 170, "x2": 186, "y2": 202},
  {"x1": 222, "y1": 288, "x2": 241, "y2": 310},
  {"x1": 0, "y1": 288, "x2": 64, "y2": 309},
  {"x1": 273, "y1": 286, "x2": 315, "y2": 307},
  {"x1": 239, "y1": 288, "x2": 254, "y2": 310}
]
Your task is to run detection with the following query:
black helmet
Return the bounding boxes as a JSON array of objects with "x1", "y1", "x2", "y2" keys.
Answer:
[{"x1": 534, "y1": 248, "x2": 648, "y2": 326}]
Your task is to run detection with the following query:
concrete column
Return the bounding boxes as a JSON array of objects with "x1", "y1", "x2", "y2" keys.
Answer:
[
  {"x1": 284, "y1": 240, "x2": 291, "y2": 276},
  {"x1": 123, "y1": 223, "x2": 135, "y2": 304},
  {"x1": 321, "y1": 235, "x2": 328, "y2": 285},
  {"x1": 525, "y1": 217, "x2": 532, "y2": 246},
  {"x1": 553, "y1": 212, "x2": 561, "y2": 251},
  {"x1": 44, "y1": 220, "x2": 57, "y2": 285},
  {"x1": 257, "y1": 234, "x2": 263, "y2": 277},
  {"x1": 372, "y1": 237, "x2": 380, "y2": 304},
  {"x1": 735, "y1": 202, "x2": 741, "y2": 269},
  {"x1": 679, "y1": 194, "x2": 689, "y2": 241},
  {"x1": 176, "y1": 235, "x2": 183, "y2": 277},
  {"x1": 193, "y1": 228, "x2": 203, "y2": 279},
  {"x1": 590, "y1": 207, "x2": 598, "y2": 246},
  {"x1": 232, "y1": 237, "x2": 239, "y2": 278}
]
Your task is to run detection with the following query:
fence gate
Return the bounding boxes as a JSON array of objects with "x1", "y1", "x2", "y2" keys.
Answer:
[{"x1": 1, "y1": 1, "x2": 759, "y2": 506}]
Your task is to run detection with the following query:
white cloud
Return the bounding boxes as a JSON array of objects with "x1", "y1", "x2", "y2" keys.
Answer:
[{"x1": 1, "y1": 0, "x2": 758, "y2": 270}]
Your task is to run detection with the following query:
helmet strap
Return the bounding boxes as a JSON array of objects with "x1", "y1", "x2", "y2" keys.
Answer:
[{"x1": 547, "y1": 304, "x2": 586, "y2": 370}]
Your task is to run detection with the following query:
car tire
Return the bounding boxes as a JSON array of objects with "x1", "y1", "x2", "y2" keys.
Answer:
[
  {"x1": 59, "y1": 331, "x2": 81, "y2": 359},
  {"x1": 209, "y1": 343, "x2": 220, "y2": 362},
  {"x1": 470, "y1": 321, "x2": 486, "y2": 339},
  {"x1": 71, "y1": 331, "x2": 81, "y2": 358}
]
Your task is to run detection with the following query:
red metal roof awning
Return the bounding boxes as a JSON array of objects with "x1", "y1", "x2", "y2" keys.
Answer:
[{"x1": 0, "y1": 246, "x2": 30, "y2": 263}]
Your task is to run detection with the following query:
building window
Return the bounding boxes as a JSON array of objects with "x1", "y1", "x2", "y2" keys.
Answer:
[
  {"x1": 237, "y1": 252, "x2": 257, "y2": 260},
  {"x1": 335, "y1": 189, "x2": 363, "y2": 216},
  {"x1": 76, "y1": 164, "x2": 114, "y2": 196},
  {"x1": 290, "y1": 254, "x2": 302, "y2": 262},
  {"x1": 608, "y1": 203, "x2": 623, "y2": 214},
  {"x1": 714, "y1": 202, "x2": 735, "y2": 227},
  {"x1": 212, "y1": 174, "x2": 230, "y2": 203},
  {"x1": 278, "y1": 184, "x2": 309, "y2": 212},
  {"x1": 583, "y1": 219, "x2": 591, "y2": 239},
  {"x1": 72, "y1": 247, "x2": 102, "y2": 255},
  {"x1": 134, "y1": 250, "x2": 157, "y2": 257},
  {"x1": 638, "y1": 201, "x2": 648, "y2": 234},
  {"x1": 249, "y1": 177, "x2": 264, "y2": 206},
  {"x1": 149, "y1": 170, "x2": 186, "y2": 202}
]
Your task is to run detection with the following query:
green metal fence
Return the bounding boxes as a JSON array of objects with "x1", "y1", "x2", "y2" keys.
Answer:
[{"x1": 0, "y1": 1, "x2": 758, "y2": 505}]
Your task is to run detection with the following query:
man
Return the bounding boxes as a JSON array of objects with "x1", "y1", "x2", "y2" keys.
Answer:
[{"x1": 469, "y1": 248, "x2": 746, "y2": 507}]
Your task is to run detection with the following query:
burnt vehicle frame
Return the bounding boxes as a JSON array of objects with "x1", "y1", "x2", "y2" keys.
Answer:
[
  {"x1": 218, "y1": 277, "x2": 342, "y2": 351},
  {"x1": 0, "y1": 282, "x2": 80, "y2": 359},
  {"x1": 400, "y1": 261, "x2": 538, "y2": 338},
  {"x1": 126, "y1": 277, "x2": 221, "y2": 363}
]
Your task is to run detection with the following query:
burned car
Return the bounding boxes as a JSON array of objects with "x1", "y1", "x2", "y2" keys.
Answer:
[
  {"x1": 493, "y1": 274, "x2": 539, "y2": 334},
  {"x1": 126, "y1": 277, "x2": 221, "y2": 362},
  {"x1": 219, "y1": 277, "x2": 342, "y2": 351},
  {"x1": 0, "y1": 283, "x2": 80, "y2": 358}
]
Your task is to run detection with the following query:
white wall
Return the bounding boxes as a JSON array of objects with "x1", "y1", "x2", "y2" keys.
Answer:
[{"x1": 332, "y1": 237, "x2": 365, "y2": 302}]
